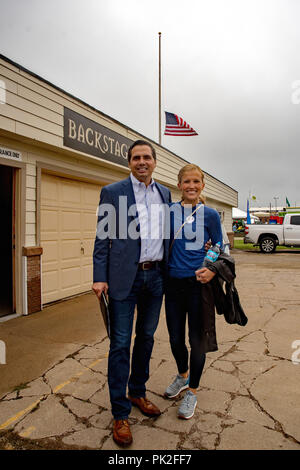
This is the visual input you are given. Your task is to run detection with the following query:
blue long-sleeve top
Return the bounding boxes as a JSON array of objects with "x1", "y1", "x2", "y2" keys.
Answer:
[{"x1": 168, "y1": 202, "x2": 223, "y2": 279}]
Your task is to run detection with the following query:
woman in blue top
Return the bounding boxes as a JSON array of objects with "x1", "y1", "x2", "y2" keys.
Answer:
[{"x1": 164, "y1": 164, "x2": 223, "y2": 420}]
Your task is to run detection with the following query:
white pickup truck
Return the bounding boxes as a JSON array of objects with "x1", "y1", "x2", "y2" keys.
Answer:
[{"x1": 244, "y1": 214, "x2": 300, "y2": 253}]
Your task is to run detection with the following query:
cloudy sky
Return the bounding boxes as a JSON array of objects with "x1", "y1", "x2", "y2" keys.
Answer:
[{"x1": 1, "y1": 0, "x2": 300, "y2": 210}]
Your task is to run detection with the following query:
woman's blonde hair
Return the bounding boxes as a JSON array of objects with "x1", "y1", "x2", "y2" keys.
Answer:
[{"x1": 178, "y1": 164, "x2": 206, "y2": 204}]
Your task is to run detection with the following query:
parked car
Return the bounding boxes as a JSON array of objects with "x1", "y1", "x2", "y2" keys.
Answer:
[{"x1": 244, "y1": 214, "x2": 300, "y2": 253}]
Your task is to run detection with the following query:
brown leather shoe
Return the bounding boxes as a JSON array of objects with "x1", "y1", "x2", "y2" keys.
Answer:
[
  {"x1": 113, "y1": 419, "x2": 132, "y2": 447},
  {"x1": 129, "y1": 396, "x2": 161, "y2": 417}
]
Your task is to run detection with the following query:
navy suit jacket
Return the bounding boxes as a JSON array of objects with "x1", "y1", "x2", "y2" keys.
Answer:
[{"x1": 93, "y1": 176, "x2": 172, "y2": 300}]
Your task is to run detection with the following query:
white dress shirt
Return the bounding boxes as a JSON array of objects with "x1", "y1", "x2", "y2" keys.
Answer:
[{"x1": 130, "y1": 173, "x2": 164, "y2": 263}]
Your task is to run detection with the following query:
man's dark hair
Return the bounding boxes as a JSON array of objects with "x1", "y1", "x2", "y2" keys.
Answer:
[{"x1": 127, "y1": 140, "x2": 156, "y2": 162}]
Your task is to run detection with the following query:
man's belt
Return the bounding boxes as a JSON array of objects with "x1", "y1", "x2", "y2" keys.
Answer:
[{"x1": 138, "y1": 261, "x2": 162, "y2": 271}]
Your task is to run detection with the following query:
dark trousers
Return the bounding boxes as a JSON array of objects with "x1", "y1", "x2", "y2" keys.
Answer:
[
  {"x1": 108, "y1": 267, "x2": 164, "y2": 420},
  {"x1": 165, "y1": 276, "x2": 209, "y2": 389}
]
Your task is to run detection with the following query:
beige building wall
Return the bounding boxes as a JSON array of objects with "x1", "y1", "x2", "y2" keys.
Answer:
[
  {"x1": 0, "y1": 55, "x2": 237, "y2": 315},
  {"x1": 0, "y1": 56, "x2": 237, "y2": 203}
]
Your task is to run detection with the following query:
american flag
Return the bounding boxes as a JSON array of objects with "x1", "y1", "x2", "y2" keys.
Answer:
[{"x1": 164, "y1": 112, "x2": 198, "y2": 136}]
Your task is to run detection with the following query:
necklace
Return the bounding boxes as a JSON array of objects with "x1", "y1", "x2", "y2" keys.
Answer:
[
  {"x1": 181, "y1": 201, "x2": 201, "y2": 224},
  {"x1": 185, "y1": 215, "x2": 195, "y2": 224}
]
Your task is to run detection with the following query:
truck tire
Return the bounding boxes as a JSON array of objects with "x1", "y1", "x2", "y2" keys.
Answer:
[{"x1": 259, "y1": 237, "x2": 276, "y2": 253}]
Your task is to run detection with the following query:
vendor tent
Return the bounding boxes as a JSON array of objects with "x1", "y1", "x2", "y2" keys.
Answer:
[{"x1": 232, "y1": 208, "x2": 259, "y2": 223}]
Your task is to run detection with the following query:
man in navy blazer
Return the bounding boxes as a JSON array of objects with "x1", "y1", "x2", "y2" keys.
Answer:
[{"x1": 93, "y1": 140, "x2": 171, "y2": 446}]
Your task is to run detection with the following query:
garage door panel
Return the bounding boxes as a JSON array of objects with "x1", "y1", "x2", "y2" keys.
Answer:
[
  {"x1": 42, "y1": 270, "x2": 59, "y2": 295},
  {"x1": 60, "y1": 180, "x2": 81, "y2": 205},
  {"x1": 60, "y1": 233, "x2": 82, "y2": 242},
  {"x1": 43, "y1": 292, "x2": 59, "y2": 304},
  {"x1": 41, "y1": 173, "x2": 101, "y2": 304},
  {"x1": 43, "y1": 263, "x2": 59, "y2": 276},
  {"x1": 41, "y1": 176, "x2": 59, "y2": 205},
  {"x1": 60, "y1": 240, "x2": 81, "y2": 261},
  {"x1": 61, "y1": 266, "x2": 81, "y2": 289},
  {"x1": 82, "y1": 257, "x2": 93, "y2": 269},
  {"x1": 82, "y1": 265, "x2": 93, "y2": 285},
  {"x1": 61, "y1": 286, "x2": 87, "y2": 299},
  {"x1": 42, "y1": 241, "x2": 59, "y2": 264},
  {"x1": 82, "y1": 212, "x2": 98, "y2": 231},
  {"x1": 82, "y1": 185, "x2": 100, "y2": 205},
  {"x1": 82, "y1": 240, "x2": 95, "y2": 257},
  {"x1": 61, "y1": 259, "x2": 81, "y2": 271},
  {"x1": 82, "y1": 237, "x2": 97, "y2": 251},
  {"x1": 82, "y1": 233, "x2": 97, "y2": 245},
  {"x1": 41, "y1": 209, "x2": 59, "y2": 232},
  {"x1": 61, "y1": 210, "x2": 81, "y2": 231}
]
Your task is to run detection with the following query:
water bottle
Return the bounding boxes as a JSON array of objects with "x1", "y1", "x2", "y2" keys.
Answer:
[{"x1": 202, "y1": 242, "x2": 221, "y2": 267}]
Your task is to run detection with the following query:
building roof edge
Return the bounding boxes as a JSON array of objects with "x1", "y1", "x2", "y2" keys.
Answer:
[{"x1": 0, "y1": 53, "x2": 237, "y2": 194}]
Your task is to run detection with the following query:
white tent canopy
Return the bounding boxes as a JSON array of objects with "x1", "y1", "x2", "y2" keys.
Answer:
[{"x1": 232, "y1": 208, "x2": 259, "y2": 222}]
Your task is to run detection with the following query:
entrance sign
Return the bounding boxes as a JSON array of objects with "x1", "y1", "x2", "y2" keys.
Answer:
[{"x1": 0, "y1": 147, "x2": 22, "y2": 161}]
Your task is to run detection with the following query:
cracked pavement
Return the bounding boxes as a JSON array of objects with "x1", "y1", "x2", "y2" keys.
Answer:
[{"x1": 0, "y1": 250, "x2": 299, "y2": 450}]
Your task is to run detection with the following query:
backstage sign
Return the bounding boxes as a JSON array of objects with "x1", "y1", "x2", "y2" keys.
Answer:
[{"x1": 63, "y1": 107, "x2": 132, "y2": 167}]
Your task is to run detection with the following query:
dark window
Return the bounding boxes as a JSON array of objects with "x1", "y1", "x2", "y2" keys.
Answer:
[{"x1": 290, "y1": 215, "x2": 300, "y2": 225}]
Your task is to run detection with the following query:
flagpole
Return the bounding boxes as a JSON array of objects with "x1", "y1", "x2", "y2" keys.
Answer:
[{"x1": 158, "y1": 32, "x2": 162, "y2": 145}]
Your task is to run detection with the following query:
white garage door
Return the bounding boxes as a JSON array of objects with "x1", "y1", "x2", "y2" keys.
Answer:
[{"x1": 41, "y1": 173, "x2": 101, "y2": 304}]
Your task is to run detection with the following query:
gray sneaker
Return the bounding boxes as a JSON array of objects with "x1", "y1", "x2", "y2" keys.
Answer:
[
  {"x1": 164, "y1": 375, "x2": 189, "y2": 398},
  {"x1": 178, "y1": 390, "x2": 197, "y2": 419}
]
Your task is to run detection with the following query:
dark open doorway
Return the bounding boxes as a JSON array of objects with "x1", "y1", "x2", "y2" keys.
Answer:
[{"x1": 0, "y1": 164, "x2": 14, "y2": 317}]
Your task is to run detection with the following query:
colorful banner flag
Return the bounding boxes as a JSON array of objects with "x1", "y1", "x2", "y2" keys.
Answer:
[
  {"x1": 164, "y1": 112, "x2": 198, "y2": 136},
  {"x1": 247, "y1": 199, "x2": 251, "y2": 224},
  {"x1": 286, "y1": 197, "x2": 291, "y2": 207}
]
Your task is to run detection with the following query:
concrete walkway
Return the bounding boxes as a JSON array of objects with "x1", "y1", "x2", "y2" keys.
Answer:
[{"x1": 0, "y1": 250, "x2": 299, "y2": 450}]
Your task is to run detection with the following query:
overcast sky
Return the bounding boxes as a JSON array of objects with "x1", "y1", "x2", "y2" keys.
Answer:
[{"x1": 1, "y1": 0, "x2": 300, "y2": 210}]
